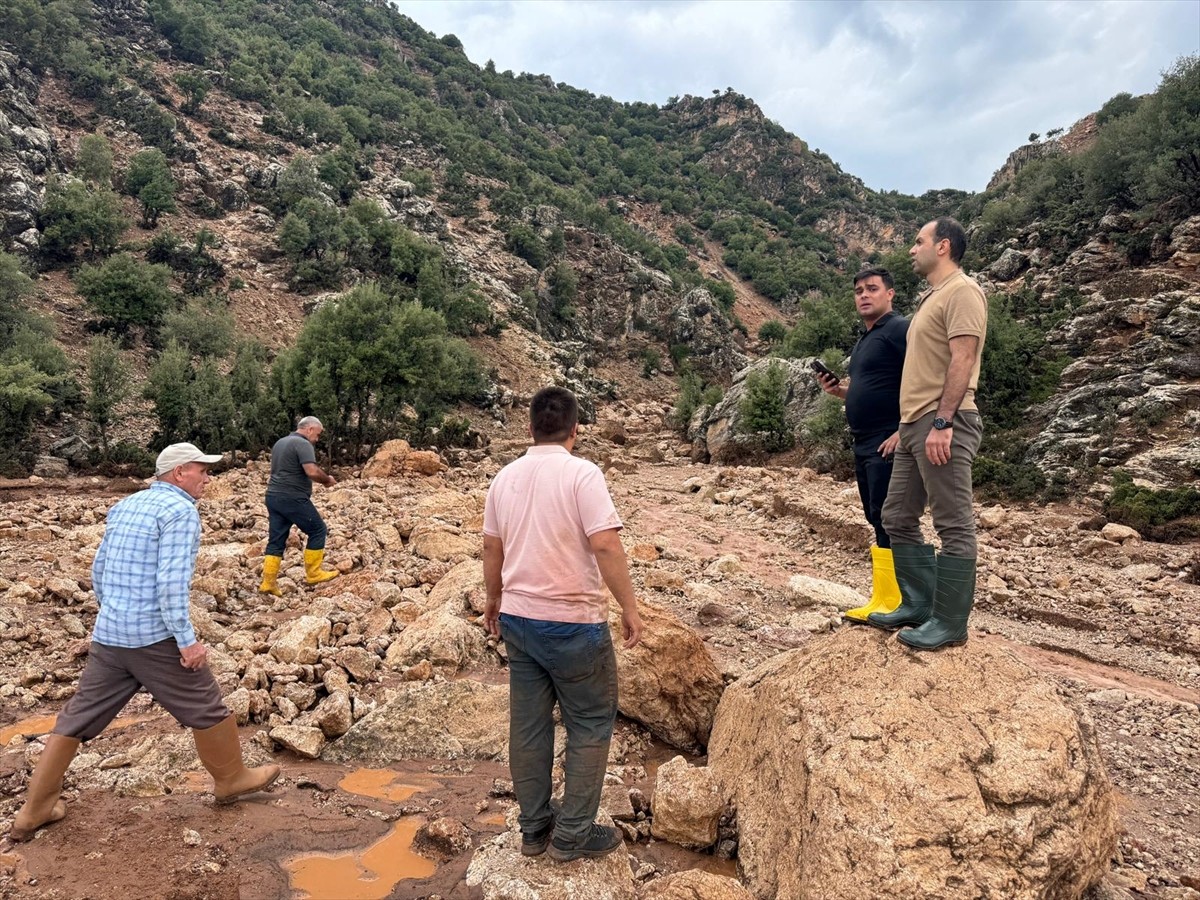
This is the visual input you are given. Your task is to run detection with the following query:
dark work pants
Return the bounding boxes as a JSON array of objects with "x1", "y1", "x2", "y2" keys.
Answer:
[
  {"x1": 265, "y1": 494, "x2": 327, "y2": 556},
  {"x1": 854, "y1": 430, "x2": 896, "y2": 548},
  {"x1": 53, "y1": 639, "x2": 228, "y2": 739},
  {"x1": 499, "y1": 613, "x2": 618, "y2": 846}
]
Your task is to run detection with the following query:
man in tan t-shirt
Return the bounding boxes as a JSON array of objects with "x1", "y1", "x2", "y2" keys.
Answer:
[{"x1": 867, "y1": 217, "x2": 987, "y2": 650}]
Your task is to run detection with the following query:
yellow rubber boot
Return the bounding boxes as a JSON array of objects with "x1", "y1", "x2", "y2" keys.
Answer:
[
  {"x1": 844, "y1": 547, "x2": 902, "y2": 622},
  {"x1": 258, "y1": 555, "x2": 283, "y2": 597},
  {"x1": 304, "y1": 548, "x2": 339, "y2": 585}
]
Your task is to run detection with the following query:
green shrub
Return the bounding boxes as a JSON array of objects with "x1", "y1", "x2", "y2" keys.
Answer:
[
  {"x1": 505, "y1": 224, "x2": 549, "y2": 269},
  {"x1": 0, "y1": 360, "x2": 55, "y2": 474},
  {"x1": 38, "y1": 178, "x2": 126, "y2": 260},
  {"x1": 639, "y1": 347, "x2": 661, "y2": 378},
  {"x1": 76, "y1": 134, "x2": 113, "y2": 186},
  {"x1": 160, "y1": 295, "x2": 235, "y2": 357},
  {"x1": 173, "y1": 72, "x2": 210, "y2": 113},
  {"x1": 1104, "y1": 470, "x2": 1200, "y2": 540},
  {"x1": 145, "y1": 228, "x2": 224, "y2": 293},
  {"x1": 76, "y1": 253, "x2": 173, "y2": 329},
  {"x1": 85, "y1": 334, "x2": 130, "y2": 456},
  {"x1": 973, "y1": 454, "x2": 1047, "y2": 501},
  {"x1": 143, "y1": 339, "x2": 193, "y2": 446},
  {"x1": 737, "y1": 361, "x2": 793, "y2": 452},
  {"x1": 125, "y1": 149, "x2": 176, "y2": 227},
  {"x1": 546, "y1": 262, "x2": 578, "y2": 321},
  {"x1": 758, "y1": 320, "x2": 786, "y2": 345},
  {"x1": 275, "y1": 282, "x2": 485, "y2": 461}
]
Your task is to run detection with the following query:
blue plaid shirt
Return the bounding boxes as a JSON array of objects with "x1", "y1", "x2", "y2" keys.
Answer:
[{"x1": 92, "y1": 481, "x2": 201, "y2": 649}]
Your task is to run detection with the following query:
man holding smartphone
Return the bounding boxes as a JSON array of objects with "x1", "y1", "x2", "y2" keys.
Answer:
[
  {"x1": 814, "y1": 267, "x2": 908, "y2": 622},
  {"x1": 867, "y1": 218, "x2": 987, "y2": 651}
]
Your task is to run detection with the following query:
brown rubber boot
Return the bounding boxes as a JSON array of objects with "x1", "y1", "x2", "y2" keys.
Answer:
[
  {"x1": 193, "y1": 715, "x2": 281, "y2": 804},
  {"x1": 10, "y1": 735, "x2": 81, "y2": 842}
]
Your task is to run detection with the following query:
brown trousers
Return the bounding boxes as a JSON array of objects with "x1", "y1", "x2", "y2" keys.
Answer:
[
  {"x1": 881, "y1": 410, "x2": 983, "y2": 558},
  {"x1": 53, "y1": 639, "x2": 228, "y2": 740}
]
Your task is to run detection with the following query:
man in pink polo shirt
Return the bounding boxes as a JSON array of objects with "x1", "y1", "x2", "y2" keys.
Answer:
[{"x1": 483, "y1": 386, "x2": 643, "y2": 863}]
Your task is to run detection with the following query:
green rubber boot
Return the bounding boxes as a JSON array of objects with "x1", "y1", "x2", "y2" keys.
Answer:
[
  {"x1": 867, "y1": 543, "x2": 937, "y2": 630},
  {"x1": 899, "y1": 555, "x2": 977, "y2": 651}
]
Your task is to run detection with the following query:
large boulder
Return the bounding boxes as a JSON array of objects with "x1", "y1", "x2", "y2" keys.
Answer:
[
  {"x1": 268, "y1": 615, "x2": 331, "y2": 665},
  {"x1": 325, "y1": 680, "x2": 509, "y2": 763},
  {"x1": 707, "y1": 629, "x2": 1118, "y2": 900},
  {"x1": 650, "y1": 755, "x2": 723, "y2": 849},
  {"x1": 409, "y1": 523, "x2": 479, "y2": 561},
  {"x1": 361, "y1": 439, "x2": 412, "y2": 479},
  {"x1": 384, "y1": 605, "x2": 488, "y2": 672},
  {"x1": 426, "y1": 558, "x2": 488, "y2": 613},
  {"x1": 611, "y1": 597, "x2": 724, "y2": 752}
]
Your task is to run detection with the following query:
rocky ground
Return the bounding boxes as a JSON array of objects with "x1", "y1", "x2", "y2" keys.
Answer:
[{"x1": 0, "y1": 404, "x2": 1198, "y2": 899}]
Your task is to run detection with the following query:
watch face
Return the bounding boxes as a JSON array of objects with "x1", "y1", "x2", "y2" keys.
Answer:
[{"x1": 933, "y1": 417, "x2": 950, "y2": 430}]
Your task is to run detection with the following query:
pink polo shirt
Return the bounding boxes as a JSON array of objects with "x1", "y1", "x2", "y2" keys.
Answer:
[{"x1": 483, "y1": 445, "x2": 623, "y2": 624}]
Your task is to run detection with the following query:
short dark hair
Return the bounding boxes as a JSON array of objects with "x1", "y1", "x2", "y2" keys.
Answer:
[
  {"x1": 853, "y1": 267, "x2": 894, "y2": 290},
  {"x1": 530, "y1": 386, "x2": 578, "y2": 442},
  {"x1": 932, "y1": 217, "x2": 967, "y2": 264}
]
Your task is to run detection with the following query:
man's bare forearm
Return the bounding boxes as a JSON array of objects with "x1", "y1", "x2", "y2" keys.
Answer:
[
  {"x1": 483, "y1": 538, "x2": 504, "y2": 601},
  {"x1": 936, "y1": 336, "x2": 979, "y2": 420}
]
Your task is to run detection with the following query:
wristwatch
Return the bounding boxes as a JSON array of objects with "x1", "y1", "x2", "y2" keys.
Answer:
[{"x1": 932, "y1": 416, "x2": 953, "y2": 430}]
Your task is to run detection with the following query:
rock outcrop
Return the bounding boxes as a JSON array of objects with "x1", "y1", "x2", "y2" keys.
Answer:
[
  {"x1": 0, "y1": 50, "x2": 55, "y2": 253},
  {"x1": 706, "y1": 628, "x2": 1118, "y2": 900},
  {"x1": 696, "y1": 357, "x2": 825, "y2": 463},
  {"x1": 1032, "y1": 290, "x2": 1200, "y2": 487}
]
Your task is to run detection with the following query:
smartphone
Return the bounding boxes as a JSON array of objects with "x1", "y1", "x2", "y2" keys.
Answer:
[{"x1": 810, "y1": 359, "x2": 840, "y2": 386}]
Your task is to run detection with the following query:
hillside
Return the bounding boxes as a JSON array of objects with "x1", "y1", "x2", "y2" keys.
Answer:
[{"x1": 0, "y1": 0, "x2": 1197, "y2": 521}]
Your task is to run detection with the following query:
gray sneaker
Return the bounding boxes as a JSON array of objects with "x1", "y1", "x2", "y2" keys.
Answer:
[{"x1": 547, "y1": 823, "x2": 624, "y2": 862}]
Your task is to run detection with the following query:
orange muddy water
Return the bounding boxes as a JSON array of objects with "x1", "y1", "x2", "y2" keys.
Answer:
[
  {"x1": 285, "y1": 818, "x2": 437, "y2": 900},
  {"x1": 0, "y1": 713, "x2": 157, "y2": 746},
  {"x1": 283, "y1": 768, "x2": 436, "y2": 898}
]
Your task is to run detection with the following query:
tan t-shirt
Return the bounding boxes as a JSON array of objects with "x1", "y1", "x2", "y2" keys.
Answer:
[
  {"x1": 900, "y1": 270, "x2": 988, "y2": 423},
  {"x1": 483, "y1": 445, "x2": 623, "y2": 624}
]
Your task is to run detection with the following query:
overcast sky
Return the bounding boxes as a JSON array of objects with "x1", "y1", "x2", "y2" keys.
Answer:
[{"x1": 389, "y1": 0, "x2": 1199, "y2": 195}]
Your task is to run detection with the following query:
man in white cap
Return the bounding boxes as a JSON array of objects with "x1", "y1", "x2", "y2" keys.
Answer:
[{"x1": 9, "y1": 443, "x2": 280, "y2": 842}]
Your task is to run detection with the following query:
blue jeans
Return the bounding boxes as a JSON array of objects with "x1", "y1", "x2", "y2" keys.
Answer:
[
  {"x1": 499, "y1": 613, "x2": 618, "y2": 845},
  {"x1": 265, "y1": 494, "x2": 327, "y2": 556}
]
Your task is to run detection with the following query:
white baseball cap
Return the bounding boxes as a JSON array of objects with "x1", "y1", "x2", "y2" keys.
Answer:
[{"x1": 155, "y1": 442, "x2": 224, "y2": 476}]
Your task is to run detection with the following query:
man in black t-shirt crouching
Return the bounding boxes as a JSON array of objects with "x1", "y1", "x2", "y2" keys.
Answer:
[
  {"x1": 814, "y1": 267, "x2": 908, "y2": 622},
  {"x1": 259, "y1": 416, "x2": 340, "y2": 595}
]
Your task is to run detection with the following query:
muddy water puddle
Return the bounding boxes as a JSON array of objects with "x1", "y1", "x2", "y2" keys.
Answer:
[
  {"x1": 0, "y1": 713, "x2": 157, "y2": 746},
  {"x1": 337, "y1": 768, "x2": 426, "y2": 803},
  {"x1": 284, "y1": 769, "x2": 437, "y2": 899},
  {"x1": 285, "y1": 818, "x2": 437, "y2": 900}
]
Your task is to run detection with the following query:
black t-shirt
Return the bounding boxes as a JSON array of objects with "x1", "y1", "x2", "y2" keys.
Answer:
[
  {"x1": 845, "y1": 312, "x2": 908, "y2": 438},
  {"x1": 266, "y1": 432, "x2": 316, "y2": 499}
]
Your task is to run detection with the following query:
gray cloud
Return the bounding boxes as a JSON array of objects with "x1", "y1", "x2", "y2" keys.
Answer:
[{"x1": 391, "y1": 0, "x2": 1199, "y2": 193}]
